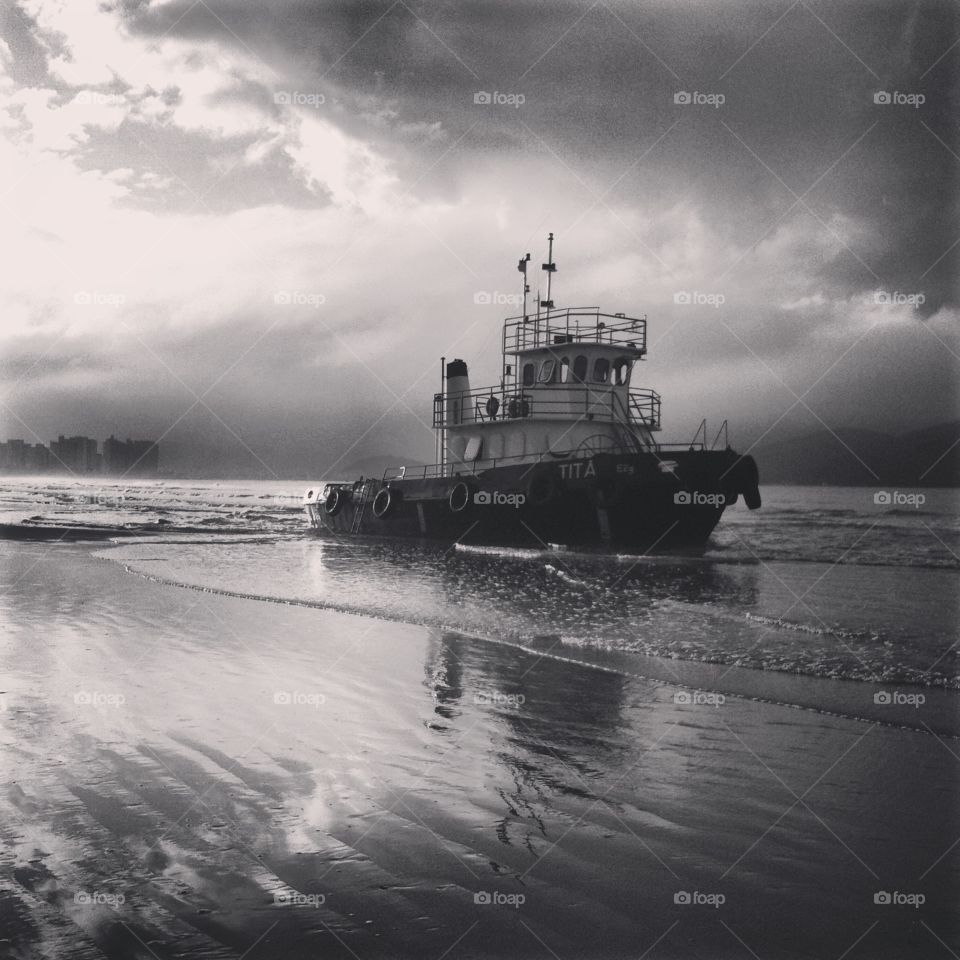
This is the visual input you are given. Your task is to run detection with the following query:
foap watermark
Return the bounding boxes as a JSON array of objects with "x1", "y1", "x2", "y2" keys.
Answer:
[
  {"x1": 75, "y1": 90, "x2": 125, "y2": 107},
  {"x1": 474, "y1": 291, "x2": 524, "y2": 306},
  {"x1": 273, "y1": 691, "x2": 326, "y2": 709},
  {"x1": 274, "y1": 291, "x2": 325, "y2": 308},
  {"x1": 74, "y1": 291, "x2": 126, "y2": 306},
  {"x1": 274, "y1": 90, "x2": 325, "y2": 108},
  {"x1": 674, "y1": 690, "x2": 725, "y2": 707},
  {"x1": 873, "y1": 91, "x2": 925, "y2": 108},
  {"x1": 474, "y1": 490, "x2": 526, "y2": 509},
  {"x1": 874, "y1": 690, "x2": 925, "y2": 708},
  {"x1": 674, "y1": 90, "x2": 725, "y2": 108},
  {"x1": 274, "y1": 890, "x2": 325, "y2": 907},
  {"x1": 74, "y1": 691, "x2": 125, "y2": 708},
  {"x1": 474, "y1": 891, "x2": 525, "y2": 908},
  {"x1": 674, "y1": 891, "x2": 725, "y2": 908},
  {"x1": 74, "y1": 890, "x2": 125, "y2": 908},
  {"x1": 473, "y1": 90, "x2": 525, "y2": 108},
  {"x1": 474, "y1": 691, "x2": 526, "y2": 707},
  {"x1": 91, "y1": 488, "x2": 132, "y2": 508},
  {"x1": 874, "y1": 890, "x2": 924, "y2": 908},
  {"x1": 873, "y1": 490, "x2": 925, "y2": 508},
  {"x1": 674, "y1": 290, "x2": 725, "y2": 308},
  {"x1": 874, "y1": 290, "x2": 925, "y2": 308},
  {"x1": 674, "y1": 491, "x2": 725, "y2": 506}
]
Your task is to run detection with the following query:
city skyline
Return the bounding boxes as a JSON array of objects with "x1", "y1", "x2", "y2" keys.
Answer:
[{"x1": 0, "y1": 433, "x2": 159, "y2": 475}]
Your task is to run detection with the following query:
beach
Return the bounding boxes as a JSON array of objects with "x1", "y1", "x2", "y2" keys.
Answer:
[{"x1": 1, "y1": 541, "x2": 956, "y2": 959}]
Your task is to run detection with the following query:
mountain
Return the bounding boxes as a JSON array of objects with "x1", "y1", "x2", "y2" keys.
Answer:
[{"x1": 751, "y1": 421, "x2": 960, "y2": 486}]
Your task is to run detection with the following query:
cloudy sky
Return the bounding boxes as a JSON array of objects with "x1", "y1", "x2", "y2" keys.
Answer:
[{"x1": 0, "y1": 0, "x2": 957, "y2": 476}]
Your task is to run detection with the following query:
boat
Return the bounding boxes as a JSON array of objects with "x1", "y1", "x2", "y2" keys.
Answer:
[{"x1": 304, "y1": 235, "x2": 761, "y2": 551}]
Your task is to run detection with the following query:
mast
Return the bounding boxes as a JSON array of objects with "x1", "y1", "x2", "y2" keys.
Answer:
[
  {"x1": 541, "y1": 232, "x2": 556, "y2": 311},
  {"x1": 517, "y1": 252, "x2": 530, "y2": 320}
]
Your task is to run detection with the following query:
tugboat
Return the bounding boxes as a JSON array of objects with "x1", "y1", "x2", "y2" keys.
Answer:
[{"x1": 304, "y1": 235, "x2": 761, "y2": 552}]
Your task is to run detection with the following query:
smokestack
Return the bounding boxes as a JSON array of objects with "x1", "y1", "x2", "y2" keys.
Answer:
[{"x1": 445, "y1": 359, "x2": 471, "y2": 425}]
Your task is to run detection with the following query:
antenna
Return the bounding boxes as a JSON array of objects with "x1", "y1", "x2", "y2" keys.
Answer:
[
  {"x1": 541, "y1": 232, "x2": 556, "y2": 311},
  {"x1": 517, "y1": 253, "x2": 531, "y2": 320}
]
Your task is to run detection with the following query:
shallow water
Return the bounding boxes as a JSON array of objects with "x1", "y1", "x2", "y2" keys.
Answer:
[
  {"x1": 2, "y1": 478, "x2": 957, "y2": 691},
  {"x1": 1, "y1": 479, "x2": 958, "y2": 568},
  {"x1": 111, "y1": 538, "x2": 959, "y2": 693}
]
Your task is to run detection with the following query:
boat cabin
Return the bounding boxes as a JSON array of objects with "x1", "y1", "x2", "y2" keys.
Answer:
[{"x1": 435, "y1": 308, "x2": 661, "y2": 473}]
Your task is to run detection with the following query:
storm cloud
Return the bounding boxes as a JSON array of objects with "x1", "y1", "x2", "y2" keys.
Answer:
[{"x1": 0, "y1": 0, "x2": 956, "y2": 475}]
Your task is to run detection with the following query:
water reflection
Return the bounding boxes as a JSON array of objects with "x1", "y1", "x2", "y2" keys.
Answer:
[{"x1": 421, "y1": 629, "x2": 634, "y2": 823}]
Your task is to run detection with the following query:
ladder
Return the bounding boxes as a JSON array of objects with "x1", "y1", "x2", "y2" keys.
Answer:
[
  {"x1": 612, "y1": 394, "x2": 646, "y2": 455},
  {"x1": 350, "y1": 485, "x2": 370, "y2": 533}
]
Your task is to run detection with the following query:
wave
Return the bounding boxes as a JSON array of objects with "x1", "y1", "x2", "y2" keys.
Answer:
[
  {"x1": 544, "y1": 563, "x2": 595, "y2": 589},
  {"x1": 107, "y1": 558, "x2": 956, "y2": 737},
  {"x1": 109, "y1": 553, "x2": 956, "y2": 690},
  {"x1": 745, "y1": 612, "x2": 878, "y2": 642}
]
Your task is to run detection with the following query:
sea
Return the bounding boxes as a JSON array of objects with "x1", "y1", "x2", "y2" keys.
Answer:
[{"x1": 1, "y1": 476, "x2": 956, "y2": 695}]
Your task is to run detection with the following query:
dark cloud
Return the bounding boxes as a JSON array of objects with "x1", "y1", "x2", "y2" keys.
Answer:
[
  {"x1": 75, "y1": 118, "x2": 333, "y2": 211},
  {"x1": 116, "y1": 0, "x2": 957, "y2": 314}
]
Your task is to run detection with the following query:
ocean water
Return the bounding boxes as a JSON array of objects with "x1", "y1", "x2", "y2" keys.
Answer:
[{"x1": 1, "y1": 477, "x2": 957, "y2": 691}]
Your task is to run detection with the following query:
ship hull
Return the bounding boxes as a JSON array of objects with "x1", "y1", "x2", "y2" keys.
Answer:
[{"x1": 305, "y1": 450, "x2": 760, "y2": 553}]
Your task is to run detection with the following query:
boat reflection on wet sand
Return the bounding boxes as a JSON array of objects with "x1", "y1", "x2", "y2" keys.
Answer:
[{"x1": 0, "y1": 541, "x2": 955, "y2": 959}]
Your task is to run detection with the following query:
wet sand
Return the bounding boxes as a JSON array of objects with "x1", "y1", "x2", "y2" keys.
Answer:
[{"x1": 0, "y1": 543, "x2": 957, "y2": 958}]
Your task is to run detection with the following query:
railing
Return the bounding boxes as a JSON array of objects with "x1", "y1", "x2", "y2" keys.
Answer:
[
  {"x1": 382, "y1": 444, "x2": 635, "y2": 482},
  {"x1": 384, "y1": 415, "x2": 730, "y2": 482},
  {"x1": 653, "y1": 419, "x2": 730, "y2": 453},
  {"x1": 628, "y1": 390, "x2": 661, "y2": 431},
  {"x1": 433, "y1": 385, "x2": 661, "y2": 431},
  {"x1": 502, "y1": 307, "x2": 647, "y2": 355}
]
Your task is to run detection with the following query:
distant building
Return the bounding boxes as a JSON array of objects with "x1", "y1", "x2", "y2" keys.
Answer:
[
  {"x1": 23, "y1": 443, "x2": 51, "y2": 472},
  {"x1": 102, "y1": 436, "x2": 160, "y2": 476},
  {"x1": 49, "y1": 435, "x2": 101, "y2": 473},
  {"x1": 0, "y1": 434, "x2": 159, "y2": 475},
  {"x1": 0, "y1": 439, "x2": 52, "y2": 473}
]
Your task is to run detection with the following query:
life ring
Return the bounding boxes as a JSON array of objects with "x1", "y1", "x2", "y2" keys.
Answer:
[
  {"x1": 485, "y1": 396, "x2": 500, "y2": 419},
  {"x1": 506, "y1": 398, "x2": 531, "y2": 419},
  {"x1": 372, "y1": 487, "x2": 399, "y2": 519},
  {"x1": 448, "y1": 481, "x2": 473, "y2": 513},
  {"x1": 324, "y1": 486, "x2": 348, "y2": 516},
  {"x1": 527, "y1": 467, "x2": 562, "y2": 507}
]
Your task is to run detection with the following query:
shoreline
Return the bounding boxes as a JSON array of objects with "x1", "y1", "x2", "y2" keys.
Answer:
[
  {"x1": 110, "y1": 549, "x2": 960, "y2": 738},
  {"x1": 0, "y1": 542, "x2": 956, "y2": 958}
]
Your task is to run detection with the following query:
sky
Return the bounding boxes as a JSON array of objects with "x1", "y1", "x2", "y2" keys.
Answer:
[{"x1": 0, "y1": 0, "x2": 957, "y2": 477}]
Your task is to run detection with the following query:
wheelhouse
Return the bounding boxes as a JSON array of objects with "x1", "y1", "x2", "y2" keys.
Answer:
[{"x1": 433, "y1": 307, "x2": 661, "y2": 474}]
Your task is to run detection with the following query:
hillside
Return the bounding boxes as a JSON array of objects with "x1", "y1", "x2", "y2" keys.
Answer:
[{"x1": 751, "y1": 421, "x2": 959, "y2": 486}]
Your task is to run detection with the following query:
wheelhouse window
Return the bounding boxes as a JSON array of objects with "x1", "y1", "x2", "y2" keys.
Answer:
[
  {"x1": 538, "y1": 359, "x2": 556, "y2": 384},
  {"x1": 572, "y1": 355, "x2": 588, "y2": 382},
  {"x1": 593, "y1": 357, "x2": 610, "y2": 383},
  {"x1": 559, "y1": 357, "x2": 570, "y2": 383},
  {"x1": 522, "y1": 362, "x2": 535, "y2": 386},
  {"x1": 614, "y1": 357, "x2": 631, "y2": 385}
]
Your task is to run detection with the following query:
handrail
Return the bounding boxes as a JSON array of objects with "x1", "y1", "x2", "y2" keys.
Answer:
[
  {"x1": 712, "y1": 420, "x2": 729, "y2": 449},
  {"x1": 433, "y1": 384, "x2": 661, "y2": 430},
  {"x1": 502, "y1": 308, "x2": 647, "y2": 355},
  {"x1": 381, "y1": 444, "x2": 633, "y2": 482}
]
